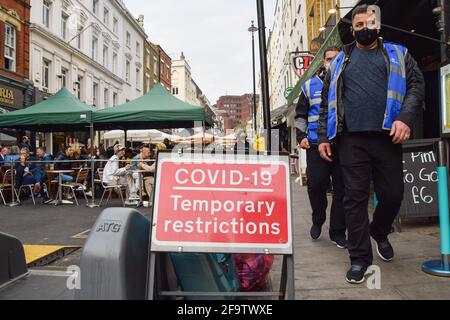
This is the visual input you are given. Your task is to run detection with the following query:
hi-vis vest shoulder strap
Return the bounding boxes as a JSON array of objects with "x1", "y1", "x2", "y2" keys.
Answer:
[
  {"x1": 327, "y1": 42, "x2": 408, "y2": 140},
  {"x1": 301, "y1": 75, "x2": 323, "y2": 144}
]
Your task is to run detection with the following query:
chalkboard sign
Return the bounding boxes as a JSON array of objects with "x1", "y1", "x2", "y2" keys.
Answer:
[{"x1": 399, "y1": 139, "x2": 440, "y2": 218}]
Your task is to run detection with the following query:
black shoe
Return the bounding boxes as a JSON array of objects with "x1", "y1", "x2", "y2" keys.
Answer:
[
  {"x1": 346, "y1": 265, "x2": 368, "y2": 284},
  {"x1": 331, "y1": 236, "x2": 348, "y2": 249},
  {"x1": 375, "y1": 238, "x2": 394, "y2": 262},
  {"x1": 310, "y1": 225, "x2": 322, "y2": 240}
]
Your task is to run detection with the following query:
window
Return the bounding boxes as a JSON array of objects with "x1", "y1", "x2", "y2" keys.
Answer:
[
  {"x1": 153, "y1": 57, "x2": 157, "y2": 76},
  {"x1": 112, "y1": 52, "x2": 118, "y2": 73},
  {"x1": 126, "y1": 32, "x2": 131, "y2": 47},
  {"x1": 113, "y1": 17, "x2": 118, "y2": 33},
  {"x1": 103, "y1": 45, "x2": 109, "y2": 68},
  {"x1": 136, "y1": 42, "x2": 140, "y2": 57},
  {"x1": 126, "y1": 60, "x2": 130, "y2": 82},
  {"x1": 76, "y1": 75, "x2": 82, "y2": 99},
  {"x1": 76, "y1": 25, "x2": 82, "y2": 49},
  {"x1": 93, "y1": 0, "x2": 99, "y2": 15},
  {"x1": 42, "y1": 60, "x2": 50, "y2": 90},
  {"x1": 4, "y1": 24, "x2": 16, "y2": 72},
  {"x1": 113, "y1": 92, "x2": 118, "y2": 106},
  {"x1": 43, "y1": 0, "x2": 51, "y2": 28},
  {"x1": 145, "y1": 74, "x2": 150, "y2": 91},
  {"x1": 92, "y1": 36, "x2": 98, "y2": 60},
  {"x1": 61, "y1": 68, "x2": 68, "y2": 88},
  {"x1": 136, "y1": 68, "x2": 141, "y2": 88},
  {"x1": 93, "y1": 82, "x2": 99, "y2": 106},
  {"x1": 103, "y1": 7, "x2": 109, "y2": 26},
  {"x1": 146, "y1": 49, "x2": 150, "y2": 68},
  {"x1": 104, "y1": 88, "x2": 109, "y2": 108},
  {"x1": 172, "y1": 87, "x2": 179, "y2": 95},
  {"x1": 61, "y1": 14, "x2": 68, "y2": 39}
]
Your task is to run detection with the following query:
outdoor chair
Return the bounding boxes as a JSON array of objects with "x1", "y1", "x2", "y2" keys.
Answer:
[
  {"x1": 60, "y1": 168, "x2": 90, "y2": 206},
  {"x1": 0, "y1": 169, "x2": 19, "y2": 205},
  {"x1": 98, "y1": 169, "x2": 125, "y2": 207}
]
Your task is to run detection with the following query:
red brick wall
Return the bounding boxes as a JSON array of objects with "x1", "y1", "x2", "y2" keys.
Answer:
[
  {"x1": 158, "y1": 46, "x2": 172, "y2": 91},
  {"x1": 0, "y1": 0, "x2": 31, "y2": 82},
  {"x1": 216, "y1": 94, "x2": 257, "y2": 131}
]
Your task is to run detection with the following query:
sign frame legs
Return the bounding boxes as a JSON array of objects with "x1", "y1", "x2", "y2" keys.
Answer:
[{"x1": 147, "y1": 252, "x2": 295, "y2": 300}]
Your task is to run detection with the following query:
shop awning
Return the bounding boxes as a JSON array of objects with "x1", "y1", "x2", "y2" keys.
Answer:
[
  {"x1": 0, "y1": 88, "x2": 94, "y2": 132},
  {"x1": 94, "y1": 83, "x2": 212, "y2": 130}
]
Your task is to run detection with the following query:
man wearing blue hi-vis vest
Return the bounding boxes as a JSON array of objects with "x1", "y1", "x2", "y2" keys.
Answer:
[
  {"x1": 295, "y1": 47, "x2": 347, "y2": 250},
  {"x1": 318, "y1": 4, "x2": 425, "y2": 284}
]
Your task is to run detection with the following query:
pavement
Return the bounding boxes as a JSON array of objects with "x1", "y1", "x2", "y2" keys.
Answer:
[{"x1": 0, "y1": 179, "x2": 449, "y2": 300}]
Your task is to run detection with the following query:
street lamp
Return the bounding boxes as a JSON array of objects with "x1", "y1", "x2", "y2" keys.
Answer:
[
  {"x1": 248, "y1": 20, "x2": 258, "y2": 136},
  {"x1": 256, "y1": 0, "x2": 272, "y2": 152}
]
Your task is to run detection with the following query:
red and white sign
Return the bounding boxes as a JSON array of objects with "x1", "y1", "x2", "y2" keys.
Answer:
[
  {"x1": 293, "y1": 54, "x2": 314, "y2": 77},
  {"x1": 151, "y1": 153, "x2": 293, "y2": 254}
]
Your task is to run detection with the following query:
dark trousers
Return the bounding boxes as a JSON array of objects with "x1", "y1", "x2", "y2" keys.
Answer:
[
  {"x1": 306, "y1": 145, "x2": 346, "y2": 239},
  {"x1": 16, "y1": 174, "x2": 46, "y2": 198},
  {"x1": 339, "y1": 133, "x2": 404, "y2": 267}
]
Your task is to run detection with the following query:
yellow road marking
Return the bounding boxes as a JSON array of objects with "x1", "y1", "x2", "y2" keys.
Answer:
[{"x1": 23, "y1": 245, "x2": 78, "y2": 264}]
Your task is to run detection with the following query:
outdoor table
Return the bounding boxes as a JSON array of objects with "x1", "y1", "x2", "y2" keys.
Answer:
[
  {"x1": 131, "y1": 169, "x2": 152, "y2": 207},
  {"x1": 46, "y1": 169, "x2": 74, "y2": 206}
]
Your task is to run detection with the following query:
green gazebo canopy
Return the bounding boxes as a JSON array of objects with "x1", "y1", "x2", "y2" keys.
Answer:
[
  {"x1": 93, "y1": 83, "x2": 211, "y2": 130},
  {"x1": 0, "y1": 87, "x2": 94, "y2": 132}
]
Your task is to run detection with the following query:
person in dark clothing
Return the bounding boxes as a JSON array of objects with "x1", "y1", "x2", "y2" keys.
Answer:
[
  {"x1": 18, "y1": 136, "x2": 31, "y2": 151},
  {"x1": 233, "y1": 131, "x2": 251, "y2": 155},
  {"x1": 295, "y1": 46, "x2": 346, "y2": 249},
  {"x1": 318, "y1": 5, "x2": 425, "y2": 284},
  {"x1": 15, "y1": 148, "x2": 48, "y2": 201},
  {"x1": 54, "y1": 146, "x2": 75, "y2": 183}
]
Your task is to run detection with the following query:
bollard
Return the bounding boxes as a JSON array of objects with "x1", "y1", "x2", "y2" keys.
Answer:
[
  {"x1": 75, "y1": 208, "x2": 150, "y2": 300},
  {"x1": 422, "y1": 140, "x2": 450, "y2": 277}
]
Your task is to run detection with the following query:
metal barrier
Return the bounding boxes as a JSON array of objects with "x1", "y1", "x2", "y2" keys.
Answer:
[{"x1": 1, "y1": 158, "x2": 150, "y2": 207}]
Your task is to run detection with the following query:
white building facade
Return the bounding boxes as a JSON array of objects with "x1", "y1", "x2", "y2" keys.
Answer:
[
  {"x1": 267, "y1": 0, "x2": 309, "y2": 114},
  {"x1": 171, "y1": 52, "x2": 198, "y2": 106},
  {"x1": 171, "y1": 52, "x2": 211, "y2": 109},
  {"x1": 30, "y1": 0, "x2": 146, "y2": 110}
]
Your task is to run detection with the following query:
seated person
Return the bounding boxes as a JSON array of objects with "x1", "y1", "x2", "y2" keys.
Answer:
[
  {"x1": 3, "y1": 146, "x2": 20, "y2": 168},
  {"x1": 15, "y1": 148, "x2": 47, "y2": 200},
  {"x1": 1, "y1": 146, "x2": 9, "y2": 166},
  {"x1": 136, "y1": 143, "x2": 167, "y2": 202},
  {"x1": 130, "y1": 145, "x2": 153, "y2": 196},
  {"x1": 54, "y1": 146, "x2": 75, "y2": 183},
  {"x1": 35, "y1": 147, "x2": 53, "y2": 203},
  {"x1": 103, "y1": 144, "x2": 139, "y2": 204}
]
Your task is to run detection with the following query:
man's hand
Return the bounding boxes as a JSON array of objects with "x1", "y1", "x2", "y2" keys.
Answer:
[
  {"x1": 125, "y1": 164, "x2": 131, "y2": 171},
  {"x1": 318, "y1": 143, "x2": 333, "y2": 162},
  {"x1": 299, "y1": 138, "x2": 310, "y2": 150},
  {"x1": 390, "y1": 121, "x2": 411, "y2": 145}
]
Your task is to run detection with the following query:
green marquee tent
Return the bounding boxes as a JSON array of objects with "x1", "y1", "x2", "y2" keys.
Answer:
[
  {"x1": 0, "y1": 87, "x2": 94, "y2": 132},
  {"x1": 93, "y1": 83, "x2": 211, "y2": 130}
]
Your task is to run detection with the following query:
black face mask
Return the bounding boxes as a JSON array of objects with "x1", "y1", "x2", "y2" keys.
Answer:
[{"x1": 354, "y1": 28, "x2": 378, "y2": 46}]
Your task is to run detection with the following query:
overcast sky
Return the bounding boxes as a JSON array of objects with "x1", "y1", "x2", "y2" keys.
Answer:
[{"x1": 126, "y1": 0, "x2": 277, "y2": 105}]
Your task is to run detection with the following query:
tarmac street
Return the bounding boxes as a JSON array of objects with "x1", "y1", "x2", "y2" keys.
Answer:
[{"x1": 0, "y1": 178, "x2": 449, "y2": 300}]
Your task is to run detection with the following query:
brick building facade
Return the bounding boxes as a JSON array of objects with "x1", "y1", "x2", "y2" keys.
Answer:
[
  {"x1": 144, "y1": 41, "x2": 171, "y2": 93},
  {"x1": 216, "y1": 94, "x2": 258, "y2": 131},
  {"x1": 0, "y1": 0, "x2": 34, "y2": 113}
]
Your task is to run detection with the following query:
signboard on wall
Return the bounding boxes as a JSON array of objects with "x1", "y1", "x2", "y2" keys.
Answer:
[
  {"x1": 293, "y1": 54, "x2": 314, "y2": 77},
  {"x1": 441, "y1": 63, "x2": 450, "y2": 137},
  {"x1": 399, "y1": 140, "x2": 439, "y2": 218}
]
